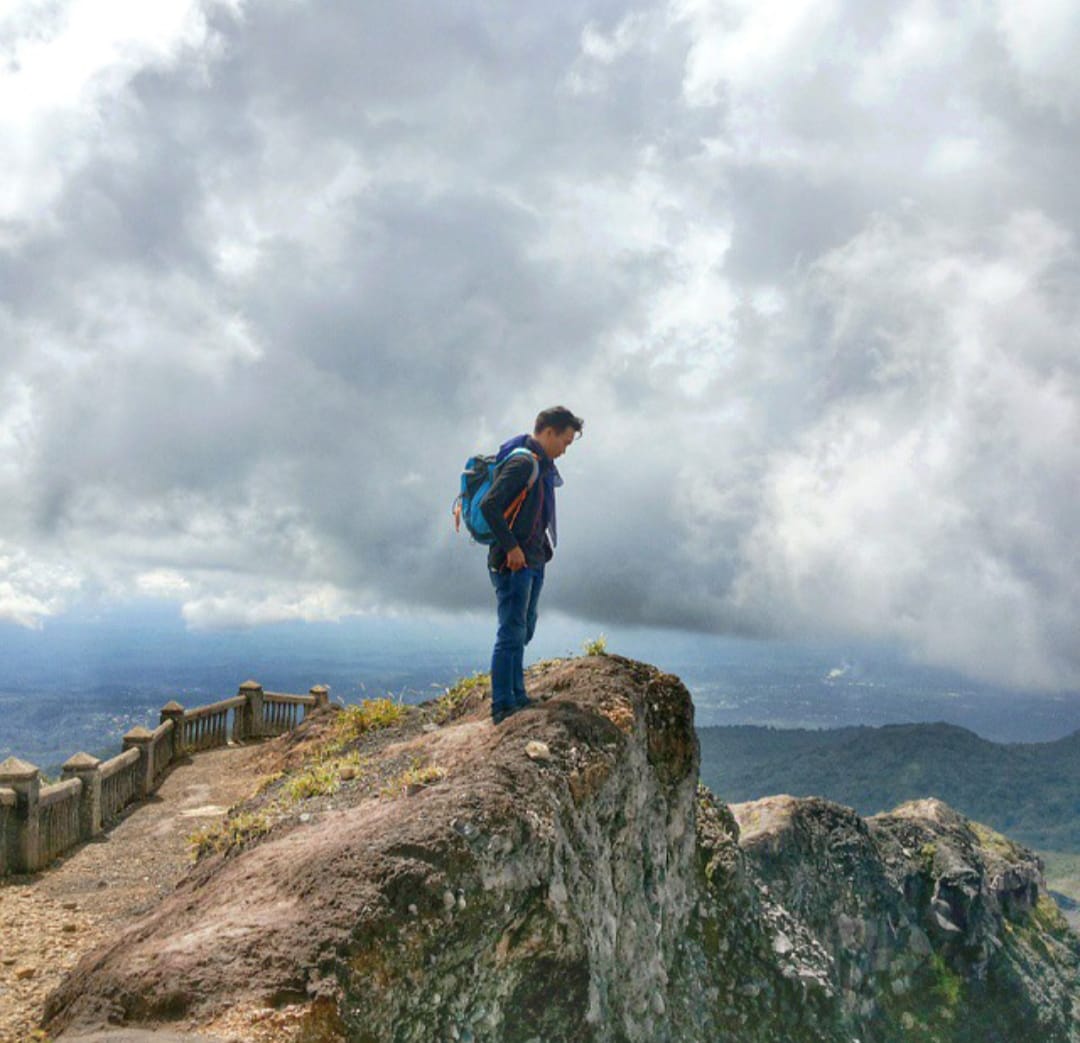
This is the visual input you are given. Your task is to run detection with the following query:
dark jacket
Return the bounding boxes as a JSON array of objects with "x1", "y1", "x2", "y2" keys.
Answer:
[{"x1": 480, "y1": 435, "x2": 556, "y2": 572}]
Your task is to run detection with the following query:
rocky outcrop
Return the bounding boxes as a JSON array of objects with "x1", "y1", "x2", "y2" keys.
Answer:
[
  {"x1": 44, "y1": 656, "x2": 1080, "y2": 1042},
  {"x1": 707, "y1": 794, "x2": 1080, "y2": 1041}
]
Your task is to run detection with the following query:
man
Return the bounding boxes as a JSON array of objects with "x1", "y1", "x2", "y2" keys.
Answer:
[{"x1": 480, "y1": 406, "x2": 583, "y2": 724}]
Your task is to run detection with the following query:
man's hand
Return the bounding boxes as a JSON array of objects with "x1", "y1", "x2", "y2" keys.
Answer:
[{"x1": 506, "y1": 546, "x2": 526, "y2": 572}]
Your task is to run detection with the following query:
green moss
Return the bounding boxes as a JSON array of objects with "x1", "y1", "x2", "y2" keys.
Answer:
[
  {"x1": 970, "y1": 820, "x2": 1020, "y2": 858},
  {"x1": 698, "y1": 908, "x2": 723, "y2": 959},
  {"x1": 1029, "y1": 892, "x2": 1069, "y2": 935},
  {"x1": 929, "y1": 952, "x2": 963, "y2": 1010}
]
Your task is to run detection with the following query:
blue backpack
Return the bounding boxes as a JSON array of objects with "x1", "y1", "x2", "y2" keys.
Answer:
[{"x1": 453, "y1": 447, "x2": 539, "y2": 545}]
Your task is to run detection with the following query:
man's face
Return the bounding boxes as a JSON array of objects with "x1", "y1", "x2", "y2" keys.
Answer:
[{"x1": 536, "y1": 425, "x2": 577, "y2": 460}]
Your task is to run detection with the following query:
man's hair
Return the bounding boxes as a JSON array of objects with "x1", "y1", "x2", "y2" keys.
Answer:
[{"x1": 534, "y1": 406, "x2": 584, "y2": 436}]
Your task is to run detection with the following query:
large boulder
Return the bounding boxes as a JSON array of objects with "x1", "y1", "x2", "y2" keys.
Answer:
[
  {"x1": 48, "y1": 657, "x2": 701, "y2": 1042},
  {"x1": 46, "y1": 656, "x2": 1080, "y2": 1042}
]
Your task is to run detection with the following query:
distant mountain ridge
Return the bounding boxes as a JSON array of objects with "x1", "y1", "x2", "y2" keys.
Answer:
[{"x1": 698, "y1": 721, "x2": 1080, "y2": 853}]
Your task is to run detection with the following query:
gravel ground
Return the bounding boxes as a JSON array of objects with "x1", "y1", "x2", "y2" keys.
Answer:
[{"x1": 0, "y1": 744, "x2": 274, "y2": 1043}]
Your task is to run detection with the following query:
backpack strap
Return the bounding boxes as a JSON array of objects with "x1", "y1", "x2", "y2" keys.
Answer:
[
  {"x1": 502, "y1": 449, "x2": 540, "y2": 529},
  {"x1": 505, "y1": 446, "x2": 540, "y2": 487}
]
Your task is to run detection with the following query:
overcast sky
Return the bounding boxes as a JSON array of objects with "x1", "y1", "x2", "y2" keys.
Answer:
[{"x1": 1, "y1": 0, "x2": 1077, "y2": 692}]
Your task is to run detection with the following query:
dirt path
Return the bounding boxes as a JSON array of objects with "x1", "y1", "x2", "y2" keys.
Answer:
[{"x1": 0, "y1": 746, "x2": 273, "y2": 1043}]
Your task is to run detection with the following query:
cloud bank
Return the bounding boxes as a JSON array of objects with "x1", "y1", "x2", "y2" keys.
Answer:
[{"x1": 1, "y1": 0, "x2": 1078, "y2": 690}]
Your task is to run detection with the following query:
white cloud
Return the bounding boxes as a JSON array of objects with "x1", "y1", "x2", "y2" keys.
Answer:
[
  {"x1": 996, "y1": 0, "x2": 1080, "y2": 115},
  {"x1": 0, "y1": 0, "x2": 237, "y2": 234},
  {"x1": 0, "y1": 543, "x2": 82, "y2": 626},
  {"x1": 733, "y1": 211, "x2": 1080, "y2": 688},
  {"x1": 582, "y1": 13, "x2": 650, "y2": 64},
  {"x1": 135, "y1": 568, "x2": 191, "y2": 597},
  {"x1": 180, "y1": 583, "x2": 350, "y2": 630},
  {"x1": 0, "y1": 0, "x2": 1078, "y2": 692}
]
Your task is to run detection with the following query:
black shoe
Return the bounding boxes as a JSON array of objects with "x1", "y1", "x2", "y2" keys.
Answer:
[{"x1": 494, "y1": 697, "x2": 537, "y2": 725}]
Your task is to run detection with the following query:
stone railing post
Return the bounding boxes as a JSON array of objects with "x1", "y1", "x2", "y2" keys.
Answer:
[
  {"x1": 61, "y1": 753, "x2": 102, "y2": 840},
  {"x1": 122, "y1": 727, "x2": 156, "y2": 799},
  {"x1": 0, "y1": 757, "x2": 42, "y2": 873},
  {"x1": 160, "y1": 701, "x2": 186, "y2": 760},
  {"x1": 240, "y1": 680, "x2": 264, "y2": 739},
  {"x1": 310, "y1": 685, "x2": 330, "y2": 711},
  {"x1": 0, "y1": 788, "x2": 14, "y2": 877}
]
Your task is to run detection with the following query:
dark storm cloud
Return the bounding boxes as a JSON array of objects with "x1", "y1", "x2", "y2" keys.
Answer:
[{"x1": 1, "y1": 0, "x2": 1078, "y2": 690}]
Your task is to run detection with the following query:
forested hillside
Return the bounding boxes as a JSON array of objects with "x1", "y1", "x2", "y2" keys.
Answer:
[{"x1": 698, "y1": 723, "x2": 1080, "y2": 852}]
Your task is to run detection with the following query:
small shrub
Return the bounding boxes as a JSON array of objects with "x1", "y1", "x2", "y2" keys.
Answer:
[{"x1": 582, "y1": 634, "x2": 608, "y2": 656}]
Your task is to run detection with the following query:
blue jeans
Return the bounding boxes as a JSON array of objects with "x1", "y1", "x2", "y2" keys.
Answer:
[{"x1": 489, "y1": 565, "x2": 545, "y2": 714}]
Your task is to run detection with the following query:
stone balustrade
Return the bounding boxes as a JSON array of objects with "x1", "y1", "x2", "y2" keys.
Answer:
[
  {"x1": 0, "y1": 680, "x2": 330, "y2": 876},
  {"x1": 99, "y1": 747, "x2": 141, "y2": 826},
  {"x1": 38, "y1": 777, "x2": 82, "y2": 866},
  {"x1": 1, "y1": 785, "x2": 17, "y2": 877},
  {"x1": 180, "y1": 696, "x2": 246, "y2": 752},
  {"x1": 264, "y1": 691, "x2": 318, "y2": 736}
]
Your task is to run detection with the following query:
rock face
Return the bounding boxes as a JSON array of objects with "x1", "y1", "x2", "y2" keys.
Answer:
[
  {"x1": 701, "y1": 794, "x2": 1080, "y2": 1041},
  {"x1": 45, "y1": 657, "x2": 1080, "y2": 1042}
]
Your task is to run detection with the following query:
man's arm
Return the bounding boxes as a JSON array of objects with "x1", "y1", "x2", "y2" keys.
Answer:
[{"x1": 479, "y1": 455, "x2": 533, "y2": 560}]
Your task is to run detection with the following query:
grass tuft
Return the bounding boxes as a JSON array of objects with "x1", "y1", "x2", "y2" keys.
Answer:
[
  {"x1": 189, "y1": 808, "x2": 275, "y2": 861},
  {"x1": 380, "y1": 757, "x2": 447, "y2": 798},
  {"x1": 582, "y1": 634, "x2": 608, "y2": 656},
  {"x1": 330, "y1": 698, "x2": 410, "y2": 749},
  {"x1": 281, "y1": 759, "x2": 340, "y2": 801},
  {"x1": 433, "y1": 672, "x2": 490, "y2": 722}
]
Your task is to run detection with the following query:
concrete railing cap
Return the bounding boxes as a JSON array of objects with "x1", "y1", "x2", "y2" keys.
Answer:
[
  {"x1": 239, "y1": 679, "x2": 262, "y2": 691},
  {"x1": 62, "y1": 752, "x2": 102, "y2": 771},
  {"x1": 0, "y1": 756, "x2": 39, "y2": 779},
  {"x1": 161, "y1": 700, "x2": 185, "y2": 712},
  {"x1": 123, "y1": 726, "x2": 155, "y2": 741}
]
